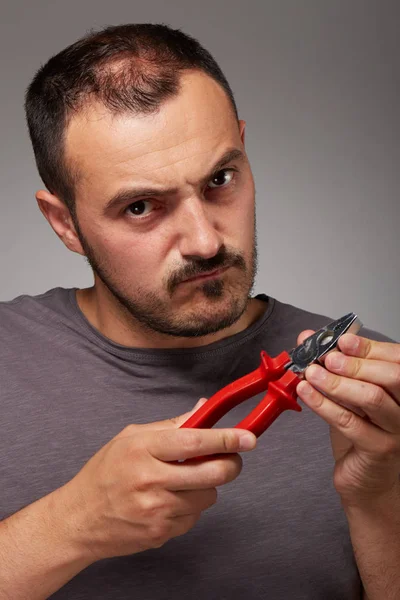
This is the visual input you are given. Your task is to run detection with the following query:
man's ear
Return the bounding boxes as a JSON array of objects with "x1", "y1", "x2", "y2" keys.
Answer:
[{"x1": 35, "y1": 189, "x2": 85, "y2": 256}]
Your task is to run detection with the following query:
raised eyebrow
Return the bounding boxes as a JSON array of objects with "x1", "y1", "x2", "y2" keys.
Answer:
[{"x1": 103, "y1": 147, "x2": 245, "y2": 213}]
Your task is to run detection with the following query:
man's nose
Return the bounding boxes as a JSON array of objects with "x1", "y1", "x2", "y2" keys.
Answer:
[{"x1": 177, "y1": 198, "x2": 223, "y2": 260}]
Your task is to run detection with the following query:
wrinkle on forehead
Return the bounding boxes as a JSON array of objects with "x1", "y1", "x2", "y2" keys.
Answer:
[{"x1": 65, "y1": 71, "x2": 240, "y2": 200}]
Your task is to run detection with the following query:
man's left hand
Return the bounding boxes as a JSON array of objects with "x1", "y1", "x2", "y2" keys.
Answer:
[{"x1": 296, "y1": 332, "x2": 400, "y2": 507}]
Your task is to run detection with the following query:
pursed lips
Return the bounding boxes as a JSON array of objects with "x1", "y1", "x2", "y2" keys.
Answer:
[{"x1": 182, "y1": 266, "x2": 229, "y2": 283}]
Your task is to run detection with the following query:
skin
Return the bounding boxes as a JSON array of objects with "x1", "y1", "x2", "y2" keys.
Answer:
[{"x1": 36, "y1": 70, "x2": 265, "y2": 348}]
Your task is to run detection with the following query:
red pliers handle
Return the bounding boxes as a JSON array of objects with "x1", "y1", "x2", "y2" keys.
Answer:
[
  {"x1": 180, "y1": 312, "x2": 362, "y2": 446},
  {"x1": 180, "y1": 350, "x2": 302, "y2": 437}
]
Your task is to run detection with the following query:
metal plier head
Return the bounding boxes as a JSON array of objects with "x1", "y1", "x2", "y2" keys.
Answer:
[{"x1": 286, "y1": 312, "x2": 363, "y2": 374}]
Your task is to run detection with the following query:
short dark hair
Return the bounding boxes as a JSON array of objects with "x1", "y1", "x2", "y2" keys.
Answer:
[{"x1": 24, "y1": 23, "x2": 239, "y2": 218}]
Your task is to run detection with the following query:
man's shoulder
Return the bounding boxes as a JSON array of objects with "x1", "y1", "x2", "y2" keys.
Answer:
[
  {"x1": 0, "y1": 287, "x2": 74, "y2": 335},
  {"x1": 263, "y1": 296, "x2": 394, "y2": 345}
]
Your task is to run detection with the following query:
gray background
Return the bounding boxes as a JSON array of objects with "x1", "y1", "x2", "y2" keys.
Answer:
[{"x1": 1, "y1": 1, "x2": 399, "y2": 339}]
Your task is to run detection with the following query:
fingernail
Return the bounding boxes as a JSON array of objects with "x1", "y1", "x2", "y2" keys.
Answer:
[
  {"x1": 298, "y1": 381, "x2": 313, "y2": 396},
  {"x1": 239, "y1": 433, "x2": 257, "y2": 450},
  {"x1": 307, "y1": 365, "x2": 327, "y2": 382},
  {"x1": 328, "y1": 353, "x2": 345, "y2": 370},
  {"x1": 345, "y1": 334, "x2": 360, "y2": 353}
]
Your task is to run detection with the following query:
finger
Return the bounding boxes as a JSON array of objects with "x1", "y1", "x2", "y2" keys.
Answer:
[
  {"x1": 166, "y1": 513, "x2": 201, "y2": 539},
  {"x1": 147, "y1": 427, "x2": 256, "y2": 462},
  {"x1": 168, "y1": 488, "x2": 218, "y2": 516},
  {"x1": 164, "y1": 453, "x2": 243, "y2": 491},
  {"x1": 302, "y1": 365, "x2": 400, "y2": 433},
  {"x1": 297, "y1": 379, "x2": 396, "y2": 453},
  {"x1": 325, "y1": 352, "x2": 400, "y2": 404},
  {"x1": 338, "y1": 334, "x2": 400, "y2": 363}
]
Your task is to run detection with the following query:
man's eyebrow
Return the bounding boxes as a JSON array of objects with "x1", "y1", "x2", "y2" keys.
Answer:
[{"x1": 103, "y1": 147, "x2": 245, "y2": 212}]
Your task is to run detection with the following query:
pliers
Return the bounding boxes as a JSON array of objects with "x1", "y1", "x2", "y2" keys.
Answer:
[{"x1": 180, "y1": 312, "x2": 362, "y2": 438}]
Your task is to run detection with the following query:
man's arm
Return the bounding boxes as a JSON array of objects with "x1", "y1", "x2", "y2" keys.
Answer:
[
  {"x1": 0, "y1": 486, "x2": 93, "y2": 600},
  {"x1": 0, "y1": 408, "x2": 255, "y2": 599},
  {"x1": 344, "y1": 486, "x2": 400, "y2": 600}
]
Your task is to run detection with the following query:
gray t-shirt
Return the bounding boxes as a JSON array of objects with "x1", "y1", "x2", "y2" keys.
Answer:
[{"x1": 0, "y1": 287, "x2": 390, "y2": 599}]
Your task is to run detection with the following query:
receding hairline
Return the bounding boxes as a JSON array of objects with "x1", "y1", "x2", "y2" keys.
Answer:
[{"x1": 61, "y1": 69, "x2": 240, "y2": 199}]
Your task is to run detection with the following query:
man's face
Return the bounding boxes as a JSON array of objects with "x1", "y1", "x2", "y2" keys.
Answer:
[{"x1": 66, "y1": 70, "x2": 257, "y2": 337}]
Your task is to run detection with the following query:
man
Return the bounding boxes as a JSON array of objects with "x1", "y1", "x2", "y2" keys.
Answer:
[{"x1": 0, "y1": 23, "x2": 399, "y2": 600}]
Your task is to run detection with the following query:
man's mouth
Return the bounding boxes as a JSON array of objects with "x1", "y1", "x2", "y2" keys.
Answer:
[{"x1": 182, "y1": 266, "x2": 229, "y2": 284}]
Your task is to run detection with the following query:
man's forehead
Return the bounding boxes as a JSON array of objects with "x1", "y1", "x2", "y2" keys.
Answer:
[{"x1": 65, "y1": 75, "x2": 240, "y2": 198}]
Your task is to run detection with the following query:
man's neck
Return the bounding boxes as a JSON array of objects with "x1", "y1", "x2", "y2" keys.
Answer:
[{"x1": 75, "y1": 286, "x2": 267, "y2": 350}]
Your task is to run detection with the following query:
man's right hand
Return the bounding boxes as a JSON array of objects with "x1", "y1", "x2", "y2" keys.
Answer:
[
  {"x1": 62, "y1": 399, "x2": 257, "y2": 561},
  {"x1": 0, "y1": 400, "x2": 256, "y2": 600}
]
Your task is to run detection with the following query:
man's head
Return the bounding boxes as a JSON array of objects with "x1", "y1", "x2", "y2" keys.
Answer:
[{"x1": 25, "y1": 24, "x2": 258, "y2": 338}]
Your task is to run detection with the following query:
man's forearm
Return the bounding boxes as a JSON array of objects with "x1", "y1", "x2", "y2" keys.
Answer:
[
  {"x1": 344, "y1": 484, "x2": 400, "y2": 600},
  {"x1": 0, "y1": 486, "x2": 93, "y2": 600}
]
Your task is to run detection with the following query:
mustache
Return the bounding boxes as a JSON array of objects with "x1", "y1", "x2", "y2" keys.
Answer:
[{"x1": 167, "y1": 246, "x2": 246, "y2": 294}]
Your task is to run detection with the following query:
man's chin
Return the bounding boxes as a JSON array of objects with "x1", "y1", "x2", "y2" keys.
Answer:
[{"x1": 167, "y1": 296, "x2": 248, "y2": 338}]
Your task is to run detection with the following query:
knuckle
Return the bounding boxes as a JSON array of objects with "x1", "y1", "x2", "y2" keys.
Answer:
[
  {"x1": 179, "y1": 429, "x2": 204, "y2": 454},
  {"x1": 351, "y1": 358, "x2": 363, "y2": 378},
  {"x1": 393, "y1": 365, "x2": 400, "y2": 387},
  {"x1": 179, "y1": 514, "x2": 201, "y2": 536},
  {"x1": 135, "y1": 468, "x2": 160, "y2": 492},
  {"x1": 206, "y1": 488, "x2": 218, "y2": 508},
  {"x1": 329, "y1": 374, "x2": 342, "y2": 392},
  {"x1": 148, "y1": 522, "x2": 170, "y2": 548},
  {"x1": 221, "y1": 430, "x2": 239, "y2": 453},
  {"x1": 365, "y1": 385, "x2": 385, "y2": 411},
  {"x1": 364, "y1": 338, "x2": 373, "y2": 357},
  {"x1": 337, "y1": 407, "x2": 358, "y2": 430},
  {"x1": 376, "y1": 437, "x2": 400, "y2": 460},
  {"x1": 138, "y1": 492, "x2": 165, "y2": 518},
  {"x1": 134, "y1": 473, "x2": 150, "y2": 492}
]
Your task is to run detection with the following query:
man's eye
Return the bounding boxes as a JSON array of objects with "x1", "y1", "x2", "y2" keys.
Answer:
[
  {"x1": 126, "y1": 200, "x2": 153, "y2": 217},
  {"x1": 125, "y1": 168, "x2": 236, "y2": 218},
  {"x1": 207, "y1": 168, "x2": 236, "y2": 189}
]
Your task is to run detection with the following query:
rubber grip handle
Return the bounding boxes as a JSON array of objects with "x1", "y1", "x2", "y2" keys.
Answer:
[
  {"x1": 234, "y1": 370, "x2": 302, "y2": 437},
  {"x1": 180, "y1": 350, "x2": 291, "y2": 430}
]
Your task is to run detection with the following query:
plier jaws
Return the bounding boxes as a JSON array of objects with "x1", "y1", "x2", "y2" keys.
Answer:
[
  {"x1": 180, "y1": 312, "x2": 362, "y2": 439},
  {"x1": 285, "y1": 312, "x2": 362, "y2": 374}
]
